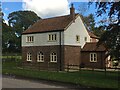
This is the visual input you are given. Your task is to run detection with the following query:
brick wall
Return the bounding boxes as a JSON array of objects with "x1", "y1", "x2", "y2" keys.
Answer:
[
  {"x1": 81, "y1": 51, "x2": 106, "y2": 69},
  {"x1": 64, "y1": 46, "x2": 81, "y2": 67},
  {"x1": 22, "y1": 45, "x2": 81, "y2": 71}
]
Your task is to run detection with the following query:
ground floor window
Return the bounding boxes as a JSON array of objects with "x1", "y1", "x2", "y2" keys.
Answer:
[
  {"x1": 50, "y1": 52, "x2": 57, "y2": 62},
  {"x1": 27, "y1": 52, "x2": 32, "y2": 61},
  {"x1": 37, "y1": 52, "x2": 44, "y2": 62},
  {"x1": 90, "y1": 53, "x2": 97, "y2": 62}
]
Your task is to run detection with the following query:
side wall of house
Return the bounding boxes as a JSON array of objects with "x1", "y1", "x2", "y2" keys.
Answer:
[
  {"x1": 81, "y1": 51, "x2": 106, "y2": 69},
  {"x1": 64, "y1": 16, "x2": 90, "y2": 48},
  {"x1": 64, "y1": 46, "x2": 81, "y2": 67}
]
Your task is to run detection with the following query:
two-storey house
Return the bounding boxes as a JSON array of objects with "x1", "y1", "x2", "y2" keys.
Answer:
[{"x1": 22, "y1": 4, "x2": 108, "y2": 70}]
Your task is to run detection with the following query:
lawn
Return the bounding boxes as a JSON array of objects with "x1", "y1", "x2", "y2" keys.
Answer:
[{"x1": 2, "y1": 60, "x2": 119, "y2": 89}]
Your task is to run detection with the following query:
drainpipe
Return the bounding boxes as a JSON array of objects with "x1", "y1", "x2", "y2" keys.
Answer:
[{"x1": 59, "y1": 31, "x2": 62, "y2": 71}]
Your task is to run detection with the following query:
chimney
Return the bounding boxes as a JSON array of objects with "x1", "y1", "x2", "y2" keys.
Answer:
[{"x1": 70, "y1": 3, "x2": 75, "y2": 22}]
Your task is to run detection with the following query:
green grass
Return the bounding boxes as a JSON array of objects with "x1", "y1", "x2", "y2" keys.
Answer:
[{"x1": 2, "y1": 61, "x2": 119, "y2": 88}]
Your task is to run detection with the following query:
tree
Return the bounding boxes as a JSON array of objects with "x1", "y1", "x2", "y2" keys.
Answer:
[
  {"x1": 8, "y1": 10, "x2": 41, "y2": 35},
  {"x1": 81, "y1": 14, "x2": 96, "y2": 32},
  {"x1": 7, "y1": 10, "x2": 41, "y2": 53},
  {"x1": 80, "y1": 14, "x2": 104, "y2": 37},
  {"x1": 89, "y1": 1, "x2": 120, "y2": 59}
]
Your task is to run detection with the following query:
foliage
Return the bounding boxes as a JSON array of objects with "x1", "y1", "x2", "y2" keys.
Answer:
[
  {"x1": 80, "y1": 14, "x2": 104, "y2": 37},
  {"x1": 89, "y1": 1, "x2": 120, "y2": 59},
  {"x1": 8, "y1": 10, "x2": 41, "y2": 34},
  {"x1": 2, "y1": 10, "x2": 41, "y2": 53},
  {"x1": 2, "y1": 22, "x2": 18, "y2": 53}
]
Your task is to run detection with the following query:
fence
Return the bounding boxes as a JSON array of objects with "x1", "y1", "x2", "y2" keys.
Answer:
[{"x1": 21, "y1": 62, "x2": 60, "y2": 72}]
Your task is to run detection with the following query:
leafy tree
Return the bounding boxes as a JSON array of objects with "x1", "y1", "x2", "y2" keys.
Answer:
[
  {"x1": 80, "y1": 14, "x2": 104, "y2": 37},
  {"x1": 89, "y1": 1, "x2": 120, "y2": 59},
  {"x1": 2, "y1": 21, "x2": 17, "y2": 53},
  {"x1": 8, "y1": 10, "x2": 41, "y2": 35},
  {"x1": 6, "y1": 10, "x2": 41, "y2": 53}
]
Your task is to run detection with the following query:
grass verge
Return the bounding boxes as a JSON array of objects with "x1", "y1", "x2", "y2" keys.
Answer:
[{"x1": 2, "y1": 61, "x2": 119, "y2": 88}]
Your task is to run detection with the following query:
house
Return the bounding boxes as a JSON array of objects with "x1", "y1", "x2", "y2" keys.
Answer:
[
  {"x1": 88, "y1": 31, "x2": 99, "y2": 42},
  {"x1": 81, "y1": 42, "x2": 107, "y2": 69},
  {"x1": 22, "y1": 4, "x2": 107, "y2": 70}
]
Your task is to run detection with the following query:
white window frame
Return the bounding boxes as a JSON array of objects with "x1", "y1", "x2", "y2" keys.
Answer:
[
  {"x1": 84, "y1": 37, "x2": 87, "y2": 42},
  {"x1": 27, "y1": 52, "x2": 32, "y2": 61},
  {"x1": 48, "y1": 34, "x2": 57, "y2": 41},
  {"x1": 90, "y1": 53, "x2": 97, "y2": 62},
  {"x1": 76, "y1": 35, "x2": 80, "y2": 43},
  {"x1": 26, "y1": 36, "x2": 34, "y2": 43},
  {"x1": 50, "y1": 52, "x2": 57, "y2": 62},
  {"x1": 37, "y1": 52, "x2": 44, "y2": 62}
]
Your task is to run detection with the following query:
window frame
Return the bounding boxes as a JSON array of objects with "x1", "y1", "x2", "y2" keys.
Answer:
[
  {"x1": 90, "y1": 53, "x2": 97, "y2": 62},
  {"x1": 26, "y1": 36, "x2": 34, "y2": 43},
  {"x1": 76, "y1": 35, "x2": 80, "y2": 43},
  {"x1": 48, "y1": 34, "x2": 57, "y2": 41},
  {"x1": 84, "y1": 37, "x2": 87, "y2": 42},
  {"x1": 27, "y1": 52, "x2": 32, "y2": 61},
  {"x1": 50, "y1": 52, "x2": 57, "y2": 63},
  {"x1": 37, "y1": 52, "x2": 44, "y2": 62}
]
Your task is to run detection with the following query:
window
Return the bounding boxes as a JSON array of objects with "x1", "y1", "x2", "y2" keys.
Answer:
[
  {"x1": 84, "y1": 37, "x2": 87, "y2": 42},
  {"x1": 50, "y1": 52, "x2": 57, "y2": 62},
  {"x1": 76, "y1": 35, "x2": 80, "y2": 42},
  {"x1": 37, "y1": 52, "x2": 44, "y2": 62},
  {"x1": 26, "y1": 36, "x2": 34, "y2": 42},
  {"x1": 90, "y1": 53, "x2": 97, "y2": 62},
  {"x1": 48, "y1": 34, "x2": 57, "y2": 41},
  {"x1": 27, "y1": 53, "x2": 32, "y2": 61}
]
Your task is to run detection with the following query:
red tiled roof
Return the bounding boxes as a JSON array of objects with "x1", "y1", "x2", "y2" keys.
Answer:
[
  {"x1": 22, "y1": 14, "x2": 79, "y2": 34},
  {"x1": 88, "y1": 31, "x2": 99, "y2": 39},
  {"x1": 82, "y1": 42, "x2": 106, "y2": 51}
]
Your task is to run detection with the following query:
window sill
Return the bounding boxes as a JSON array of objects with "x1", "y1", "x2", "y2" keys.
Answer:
[
  {"x1": 50, "y1": 61, "x2": 57, "y2": 63},
  {"x1": 37, "y1": 61, "x2": 44, "y2": 63},
  {"x1": 90, "y1": 61, "x2": 97, "y2": 63},
  {"x1": 26, "y1": 42, "x2": 34, "y2": 43},
  {"x1": 47, "y1": 40, "x2": 57, "y2": 42}
]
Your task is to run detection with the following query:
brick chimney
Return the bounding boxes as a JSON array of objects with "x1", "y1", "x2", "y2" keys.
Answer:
[{"x1": 70, "y1": 3, "x2": 75, "y2": 22}]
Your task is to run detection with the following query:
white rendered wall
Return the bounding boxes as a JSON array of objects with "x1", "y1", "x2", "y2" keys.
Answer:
[
  {"x1": 64, "y1": 16, "x2": 90, "y2": 47},
  {"x1": 22, "y1": 32, "x2": 64, "y2": 46}
]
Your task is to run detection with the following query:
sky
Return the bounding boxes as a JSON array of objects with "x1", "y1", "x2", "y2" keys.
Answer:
[{"x1": 1, "y1": 0, "x2": 101, "y2": 26}]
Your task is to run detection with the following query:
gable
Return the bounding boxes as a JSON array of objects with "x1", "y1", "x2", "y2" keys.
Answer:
[{"x1": 64, "y1": 15, "x2": 90, "y2": 47}]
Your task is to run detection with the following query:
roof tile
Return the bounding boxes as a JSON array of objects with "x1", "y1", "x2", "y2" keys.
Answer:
[
  {"x1": 82, "y1": 42, "x2": 106, "y2": 51},
  {"x1": 22, "y1": 14, "x2": 78, "y2": 34}
]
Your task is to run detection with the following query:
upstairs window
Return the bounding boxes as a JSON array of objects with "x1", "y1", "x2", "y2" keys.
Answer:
[
  {"x1": 50, "y1": 52, "x2": 57, "y2": 62},
  {"x1": 27, "y1": 52, "x2": 32, "y2": 61},
  {"x1": 76, "y1": 35, "x2": 80, "y2": 42},
  {"x1": 90, "y1": 53, "x2": 97, "y2": 62},
  {"x1": 84, "y1": 37, "x2": 87, "y2": 42},
  {"x1": 26, "y1": 36, "x2": 34, "y2": 42},
  {"x1": 48, "y1": 34, "x2": 57, "y2": 41},
  {"x1": 37, "y1": 52, "x2": 44, "y2": 62}
]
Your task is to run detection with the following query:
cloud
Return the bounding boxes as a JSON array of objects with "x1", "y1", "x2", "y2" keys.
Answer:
[
  {"x1": 22, "y1": 0, "x2": 70, "y2": 18},
  {"x1": 4, "y1": 20, "x2": 9, "y2": 25},
  {"x1": 4, "y1": 7, "x2": 9, "y2": 11}
]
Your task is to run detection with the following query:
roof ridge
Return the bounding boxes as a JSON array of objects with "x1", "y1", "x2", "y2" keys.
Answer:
[{"x1": 39, "y1": 13, "x2": 79, "y2": 20}]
